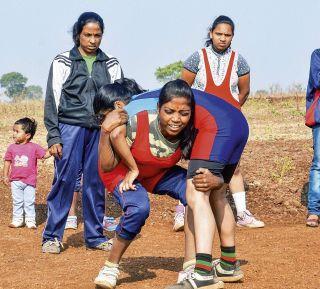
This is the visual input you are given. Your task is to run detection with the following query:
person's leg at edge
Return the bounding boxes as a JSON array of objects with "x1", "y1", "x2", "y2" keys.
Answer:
[
  {"x1": 94, "y1": 183, "x2": 150, "y2": 288},
  {"x1": 307, "y1": 124, "x2": 320, "y2": 227}
]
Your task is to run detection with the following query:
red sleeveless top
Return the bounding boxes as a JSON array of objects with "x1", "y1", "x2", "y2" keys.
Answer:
[
  {"x1": 99, "y1": 111, "x2": 182, "y2": 193},
  {"x1": 201, "y1": 48, "x2": 241, "y2": 109}
]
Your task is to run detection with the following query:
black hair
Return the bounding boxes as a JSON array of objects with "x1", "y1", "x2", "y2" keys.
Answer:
[
  {"x1": 205, "y1": 15, "x2": 235, "y2": 47},
  {"x1": 93, "y1": 78, "x2": 146, "y2": 122},
  {"x1": 14, "y1": 117, "x2": 37, "y2": 140},
  {"x1": 158, "y1": 79, "x2": 196, "y2": 159},
  {"x1": 72, "y1": 12, "x2": 104, "y2": 46}
]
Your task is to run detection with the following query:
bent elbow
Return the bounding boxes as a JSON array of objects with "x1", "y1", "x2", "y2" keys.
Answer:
[{"x1": 100, "y1": 162, "x2": 114, "y2": 173}]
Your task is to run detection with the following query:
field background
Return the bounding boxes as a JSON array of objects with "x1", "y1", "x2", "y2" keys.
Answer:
[{"x1": 1, "y1": 97, "x2": 319, "y2": 289}]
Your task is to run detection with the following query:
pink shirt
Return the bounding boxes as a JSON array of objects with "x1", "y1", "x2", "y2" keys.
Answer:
[{"x1": 4, "y1": 142, "x2": 46, "y2": 187}]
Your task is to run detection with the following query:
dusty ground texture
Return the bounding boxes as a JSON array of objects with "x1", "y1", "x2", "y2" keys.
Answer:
[{"x1": 0, "y1": 98, "x2": 320, "y2": 289}]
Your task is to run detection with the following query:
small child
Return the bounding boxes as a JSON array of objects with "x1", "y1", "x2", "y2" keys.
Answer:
[{"x1": 3, "y1": 117, "x2": 51, "y2": 229}]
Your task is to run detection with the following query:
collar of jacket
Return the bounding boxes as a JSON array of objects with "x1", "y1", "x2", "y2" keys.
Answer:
[{"x1": 69, "y1": 46, "x2": 109, "y2": 61}]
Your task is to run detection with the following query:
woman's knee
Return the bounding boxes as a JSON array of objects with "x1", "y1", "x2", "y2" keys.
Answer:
[
  {"x1": 187, "y1": 188, "x2": 210, "y2": 209},
  {"x1": 128, "y1": 202, "x2": 150, "y2": 225},
  {"x1": 118, "y1": 202, "x2": 150, "y2": 240}
]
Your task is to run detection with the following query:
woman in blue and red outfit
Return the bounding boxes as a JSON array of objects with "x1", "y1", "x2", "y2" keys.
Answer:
[
  {"x1": 182, "y1": 15, "x2": 264, "y2": 229},
  {"x1": 115, "y1": 84, "x2": 249, "y2": 289},
  {"x1": 94, "y1": 80, "x2": 196, "y2": 289}
]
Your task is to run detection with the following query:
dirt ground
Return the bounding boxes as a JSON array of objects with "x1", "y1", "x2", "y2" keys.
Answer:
[
  {"x1": 1, "y1": 140, "x2": 320, "y2": 289},
  {"x1": 0, "y1": 99, "x2": 320, "y2": 289}
]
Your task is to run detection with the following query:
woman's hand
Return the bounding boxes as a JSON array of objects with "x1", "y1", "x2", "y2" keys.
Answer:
[
  {"x1": 101, "y1": 109, "x2": 128, "y2": 134},
  {"x1": 192, "y1": 168, "x2": 224, "y2": 192},
  {"x1": 49, "y1": 143, "x2": 63, "y2": 159},
  {"x1": 119, "y1": 169, "x2": 139, "y2": 193}
]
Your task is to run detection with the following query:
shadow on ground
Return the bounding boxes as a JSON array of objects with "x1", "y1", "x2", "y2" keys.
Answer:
[
  {"x1": 118, "y1": 256, "x2": 183, "y2": 284},
  {"x1": 35, "y1": 203, "x2": 47, "y2": 225},
  {"x1": 301, "y1": 182, "x2": 309, "y2": 207}
]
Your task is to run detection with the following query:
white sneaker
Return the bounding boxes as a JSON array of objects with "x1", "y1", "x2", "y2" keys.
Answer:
[
  {"x1": 65, "y1": 216, "x2": 77, "y2": 230},
  {"x1": 42, "y1": 238, "x2": 64, "y2": 254},
  {"x1": 25, "y1": 220, "x2": 37, "y2": 229},
  {"x1": 94, "y1": 264, "x2": 120, "y2": 289},
  {"x1": 177, "y1": 263, "x2": 195, "y2": 283},
  {"x1": 236, "y1": 210, "x2": 265, "y2": 228},
  {"x1": 9, "y1": 219, "x2": 24, "y2": 228},
  {"x1": 173, "y1": 205, "x2": 185, "y2": 232}
]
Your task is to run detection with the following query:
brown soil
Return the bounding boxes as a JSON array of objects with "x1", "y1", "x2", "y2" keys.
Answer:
[{"x1": 1, "y1": 139, "x2": 319, "y2": 289}]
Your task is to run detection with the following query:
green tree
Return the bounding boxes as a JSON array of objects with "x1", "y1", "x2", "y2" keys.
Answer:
[
  {"x1": 0, "y1": 72, "x2": 28, "y2": 100},
  {"x1": 24, "y1": 85, "x2": 43, "y2": 99},
  {"x1": 154, "y1": 61, "x2": 183, "y2": 83}
]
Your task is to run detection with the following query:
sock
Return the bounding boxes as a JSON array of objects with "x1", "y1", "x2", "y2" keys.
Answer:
[
  {"x1": 232, "y1": 191, "x2": 246, "y2": 215},
  {"x1": 183, "y1": 259, "x2": 196, "y2": 270},
  {"x1": 220, "y1": 246, "x2": 236, "y2": 270},
  {"x1": 195, "y1": 253, "x2": 212, "y2": 275},
  {"x1": 105, "y1": 260, "x2": 119, "y2": 268},
  {"x1": 67, "y1": 215, "x2": 77, "y2": 220}
]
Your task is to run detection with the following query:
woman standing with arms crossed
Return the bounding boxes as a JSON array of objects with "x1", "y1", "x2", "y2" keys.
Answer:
[
  {"x1": 42, "y1": 12, "x2": 123, "y2": 253},
  {"x1": 182, "y1": 15, "x2": 264, "y2": 229}
]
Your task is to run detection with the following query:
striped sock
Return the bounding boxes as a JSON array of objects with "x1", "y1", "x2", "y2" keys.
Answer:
[
  {"x1": 195, "y1": 253, "x2": 212, "y2": 275},
  {"x1": 220, "y1": 246, "x2": 236, "y2": 270}
]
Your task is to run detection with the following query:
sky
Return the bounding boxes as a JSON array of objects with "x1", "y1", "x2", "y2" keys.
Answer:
[{"x1": 0, "y1": 0, "x2": 319, "y2": 97}]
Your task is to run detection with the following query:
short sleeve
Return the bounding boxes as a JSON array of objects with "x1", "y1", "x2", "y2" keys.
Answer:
[
  {"x1": 34, "y1": 144, "x2": 46, "y2": 159},
  {"x1": 183, "y1": 51, "x2": 201, "y2": 74},
  {"x1": 237, "y1": 54, "x2": 250, "y2": 77},
  {"x1": 4, "y1": 146, "x2": 13, "y2": 161}
]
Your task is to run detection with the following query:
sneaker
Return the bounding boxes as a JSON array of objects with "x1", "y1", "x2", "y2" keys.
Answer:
[
  {"x1": 173, "y1": 205, "x2": 185, "y2": 232},
  {"x1": 214, "y1": 260, "x2": 244, "y2": 283},
  {"x1": 236, "y1": 210, "x2": 265, "y2": 228},
  {"x1": 25, "y1": 220, "x2": 37, "y2": 229},
  {"x1": 65, "y1": 216, "x2": 78, "y2": 230},
  {"x1": 42, "y1": 238, "x2": 64, "y2": 254},
  {"x1": 166, "y1": 272, "x2": 224, "y2": 289},
  {"x1": 177, "y1": 260, "x2": 196, "y2": 283},
  {"x1": 103, "y1": 216, "x2": 118, "y2": 232},
  {"x1": 94, "y1": 263, "x2": 120, "y2": 289},
  {"x1": 88, "y1": 239, "x2": 113, "y2": 251},
  {"x1": 9, "y1": 219, "x2": 24, "y2": 228}
]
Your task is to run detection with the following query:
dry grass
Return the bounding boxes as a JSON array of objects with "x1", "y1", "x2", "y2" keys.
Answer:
[{"x1": 242, "y1": 97, "x2": 310, "y2": 141}]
